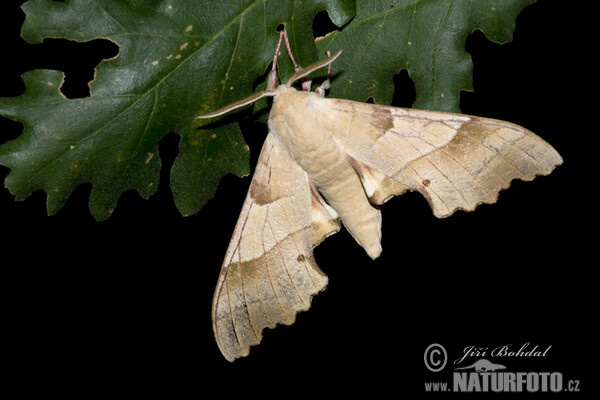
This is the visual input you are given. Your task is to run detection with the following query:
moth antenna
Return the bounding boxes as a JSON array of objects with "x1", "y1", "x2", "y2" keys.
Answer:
[
  {"x1": 194, "y1": 90, "x2": 276, "y2": 120},
  {"x1": 268, "y1": 30, "x2": 285, "y2": 91},
  {"x1": 286, "y1": 49, "x2": 343, "y2": 88},
  {"x1": 280, "y1": 29, "x2": 301, "y2": 72}
]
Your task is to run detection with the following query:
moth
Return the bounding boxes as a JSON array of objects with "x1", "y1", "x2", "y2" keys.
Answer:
[{"x1": 196, "y1": 31, "x2": 562, "y2": 362}]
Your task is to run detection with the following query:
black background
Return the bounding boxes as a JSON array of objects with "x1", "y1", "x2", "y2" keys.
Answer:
[{"x1": 0, "y1": 0, "x2": 594, "y2": 397}]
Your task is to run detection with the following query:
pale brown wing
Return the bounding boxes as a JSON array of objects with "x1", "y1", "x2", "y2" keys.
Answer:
[
  {"x1": 212, "y1": 133, "x2": 338, "y2": 362},
  {"x1": 325, "y1": 98, "x2": 562, "y2": 217}
]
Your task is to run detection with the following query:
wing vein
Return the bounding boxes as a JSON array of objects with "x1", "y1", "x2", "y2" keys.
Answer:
[
  {"x1": 224, "y1": 268, "x2": 242, "y2": 350},
  {"x1": 470, "y1": 123, "x2": 529, "y2": 178},
  {"x1": 267, "y1": 217, "x2": 307, "y2": 309},
  {"x1": 258, "y1": 191, "x2": 287, "y2": 322},
  {"x1": 378, "y1": 134, "x2": 450, "y2": 211},
  {"x1": 238, "y1": 242, "x2": 259, "y2": 341}
]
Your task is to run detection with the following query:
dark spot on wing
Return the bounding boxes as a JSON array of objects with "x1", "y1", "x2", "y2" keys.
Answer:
[{"x1": 370, "y1": 108, "x2": 394, "y2": 131}]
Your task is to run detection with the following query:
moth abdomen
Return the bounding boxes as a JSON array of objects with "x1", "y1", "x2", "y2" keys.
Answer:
[{"x1": 309, "y1": 154, "x2": 383, "y2": 260}]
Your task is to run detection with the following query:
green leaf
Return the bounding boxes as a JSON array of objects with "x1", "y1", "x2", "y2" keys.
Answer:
[
  {"x1": 0, "y1": 0, "x2": 533, "y2": 220},
  {"x1": 0, "y1": 0, "x2": 354, "y2": 220},
  {"x1": 316, "y1": 0, "x2": 536, "y2": 112}
]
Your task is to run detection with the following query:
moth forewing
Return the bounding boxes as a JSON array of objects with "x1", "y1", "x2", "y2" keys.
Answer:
[
  {"x1": 211, "y1": 134, "x2": 329, "y2": 362},
  {"x1": 322, "y1": 98, "x2": 562, "y2": 218}
]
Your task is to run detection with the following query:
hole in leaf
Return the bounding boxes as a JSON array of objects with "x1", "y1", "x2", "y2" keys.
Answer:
[
  {"x1": 313, "y1": 11, "x2": 339, "y2": 39},
  {"x1": 391, "y1": 69, "x2": 416, "y2": 108},
  {"x1": 1, "y1": 7, "x2": 119, "y2": 99},
  {"x1": 276, "y1": 24, "x2": 285, "y2": 32},
  {"x1": 21, "y1": 38, "x2": 120, "y2": 99},
  {"x1": 39, "y1": 38, "x2": 119, "y2": 99}
]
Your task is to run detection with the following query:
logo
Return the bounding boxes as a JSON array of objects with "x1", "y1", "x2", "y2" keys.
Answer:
[
  {"x1": 454, "y1": 358, "x2": 505, "y2": 372},
  {"x1": 423, "y1": 342, "x2": 581, "y2": 393}
]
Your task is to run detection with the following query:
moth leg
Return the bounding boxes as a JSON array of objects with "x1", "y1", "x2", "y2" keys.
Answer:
[{"x1": 315, "y1": 50, "x2": 332, "y2": 97}]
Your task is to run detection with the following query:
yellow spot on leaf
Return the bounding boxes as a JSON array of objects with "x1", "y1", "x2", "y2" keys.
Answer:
[{"x1": 145, "y1": 152, "x2": 155, "y2": 164}]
